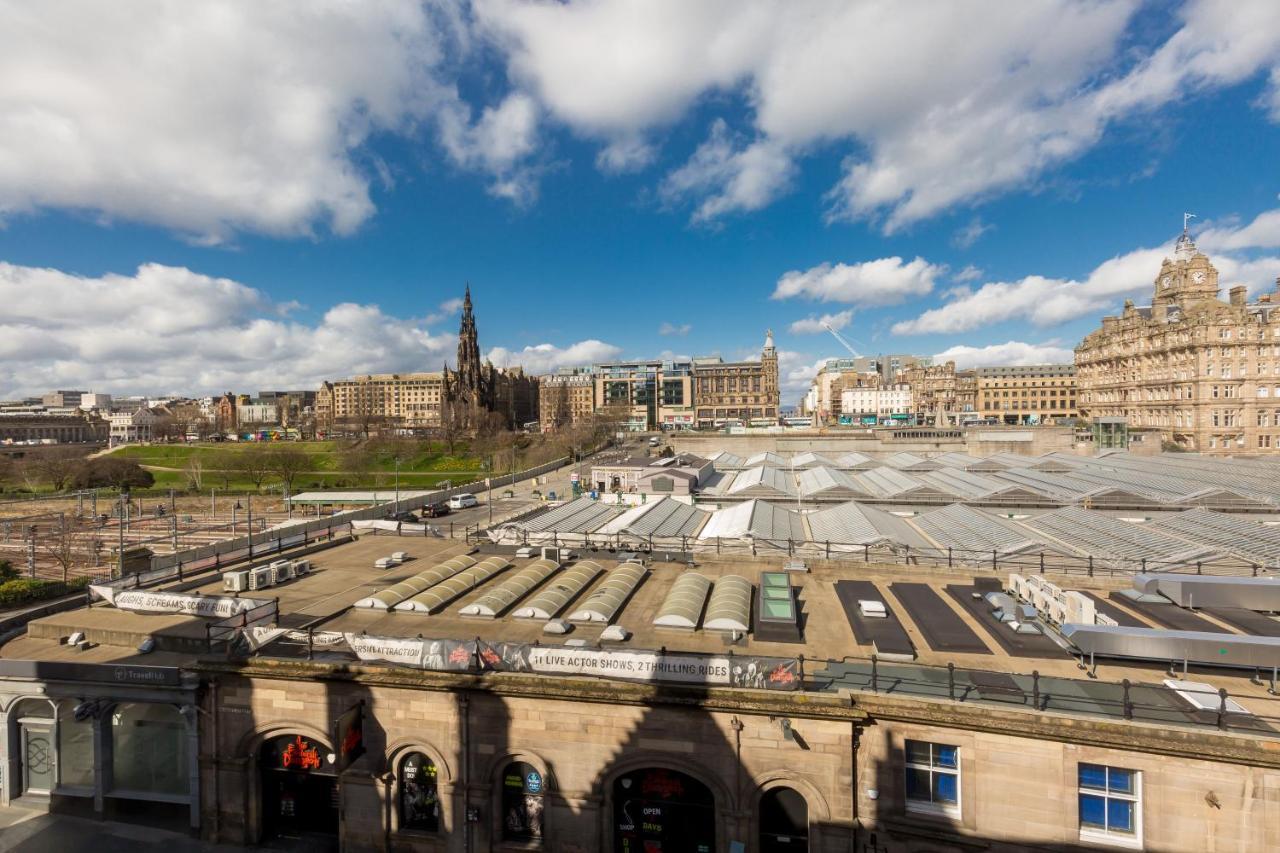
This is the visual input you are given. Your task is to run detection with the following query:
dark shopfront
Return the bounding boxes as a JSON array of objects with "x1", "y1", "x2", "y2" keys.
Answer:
[
  {"x1": 613, "y1": 767, "x2": 716, "y2": 853},
  {"x1": 259, "y1": 733, "x2": 339, "y2": 847}
]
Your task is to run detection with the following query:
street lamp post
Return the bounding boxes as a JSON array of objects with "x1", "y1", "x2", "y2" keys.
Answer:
[{"x1": 394, "y1": 457, "x2": 401, "y2": 515}]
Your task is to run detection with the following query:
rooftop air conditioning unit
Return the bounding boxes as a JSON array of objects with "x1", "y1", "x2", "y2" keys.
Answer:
[
  {"x1": 248, "y1": 566, "x2": 274, "y2": 591},
  {"x1": 293, "y1": 559, "x2": 312, "y2": 576},
  {"x1": 540, "y1": 546, "x2": 560, "y2": 560},
  {"x1": 272, "y1": 561, "x2": 294, "y2": 584},
  {"x1": 223, "y1": 570, "x2": 250, "y2": 593},
  {"x1": 858, "y1": 600, "x2": 887, "y2": 618},
  {"x1": 391, "y1": 551, "x2": 408, "y2": 562}
]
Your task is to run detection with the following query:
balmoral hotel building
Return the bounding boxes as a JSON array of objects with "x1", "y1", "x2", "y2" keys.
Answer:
[{"x1": 1076, "y1": 226, "x2": 1280, "y2": 453}]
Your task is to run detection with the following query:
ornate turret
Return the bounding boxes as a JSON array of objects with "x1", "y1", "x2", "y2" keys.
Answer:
[{"x1": 1153, "y1": 215, "x2": 1218, "y2": 306}]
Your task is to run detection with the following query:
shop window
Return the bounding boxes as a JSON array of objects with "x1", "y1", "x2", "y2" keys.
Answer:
[
  {"x1": 614, "y1": 768, "x2": 715, "y2": 853},
  {"x1": 110, "y1": 703, "x2": 187, "y2": 795},
  {"x1": 399, "y1": 752, "x2": 440, "y2": 832},
  {"x1": 57, "y1": 702, "x2": 95, "y2": 789},
  {"x1": 760, "y1": 787, "x2": 808, "y2": 852},
  {"x1": 501, "y1": 761, "x2": 544, "y2": 843}
]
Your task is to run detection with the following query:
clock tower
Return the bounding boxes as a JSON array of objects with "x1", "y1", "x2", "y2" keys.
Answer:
[{"x1": 1152, "y1": 221, "x2": 1218, "y2": 308}]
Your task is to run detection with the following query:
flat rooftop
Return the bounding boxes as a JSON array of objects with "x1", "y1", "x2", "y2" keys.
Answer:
[{"x1": 9, "y1": 534, "x2": 1280, "y2": 723}]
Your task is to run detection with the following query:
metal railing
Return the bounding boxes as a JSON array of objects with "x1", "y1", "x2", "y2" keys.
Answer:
[{"x1": 469, "y1": 528, "x2": 1275, "y2": 579}]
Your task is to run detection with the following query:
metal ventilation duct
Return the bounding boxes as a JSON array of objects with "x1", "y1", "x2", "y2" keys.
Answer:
[
  {"x1": 1062, "y1": 623, "x2": 1280, "y2": 669},
  {"x1": 1133, "y1": 574, "x2": 1280, "y2": 611}
]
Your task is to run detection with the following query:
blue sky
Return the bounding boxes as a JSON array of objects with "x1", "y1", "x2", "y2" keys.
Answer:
[{"x1": 1, "y1": 1, "x2": 1279, "y2": 406}]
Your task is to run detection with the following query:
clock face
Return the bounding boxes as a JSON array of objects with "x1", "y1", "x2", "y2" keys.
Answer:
[
  {"x1": 1161, "y1": 275, "x2": 1171, "y2": 289},
  {"x1": 1191, "y1": 271, "x2": 1207, "y2": 284}
]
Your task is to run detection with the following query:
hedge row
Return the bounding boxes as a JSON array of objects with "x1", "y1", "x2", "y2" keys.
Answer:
[{"x1": 0, "y1": 577, "x2": 92, "y2": 608}]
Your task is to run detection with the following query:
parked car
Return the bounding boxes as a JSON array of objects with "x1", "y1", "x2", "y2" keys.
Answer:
[
  {"x1": 388, "y1": 511, "x2": 418, "y2": 523},
  {"x1": 448, "y1": 493, "x2": 479, "y2": 509},
  {"x1": 422, "y1": 502, "x2": 451, "y2": 518}
]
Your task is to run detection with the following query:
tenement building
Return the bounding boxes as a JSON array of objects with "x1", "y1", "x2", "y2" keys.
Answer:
[
  {"x1": 900, "y1": 361, "x2": 977, "y2": 426},
  {"x1": 2, "y1": 533, "x2": 1278, "y2": 853},
  {"x1": 316, "y1": 372, "x2": 446, "y2": 433},
  {"x1": 693, "y1": 331, "x2": 780, "y2": 428},
  {"x1": 538, "y1": 368, "x2": 596, "y2": 433},
  {"x1": 1077, "y1": 226, "x2": 1280, "y2": 452},
  {"x1": 975, "y1": 364, "x2": 1077, "y2": 425}
]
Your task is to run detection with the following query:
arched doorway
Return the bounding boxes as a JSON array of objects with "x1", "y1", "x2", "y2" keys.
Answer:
[
  {"x1": 11, "y1": 699, "x2": 55, "y2": 798},
  {"x1": 612, "y1": 767, "x2": 715, "y2": 853},
  {"x1": 259, "y1": 734, "x2": 338, "y2": 846},
  {"x1": 759, "y1": 787, "x2": 809, "y2": 852}
]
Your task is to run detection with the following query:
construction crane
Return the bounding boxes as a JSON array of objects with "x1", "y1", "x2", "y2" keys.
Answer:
[{"x1": 822, "y1": 322, "x2": 862, "y2": 358}]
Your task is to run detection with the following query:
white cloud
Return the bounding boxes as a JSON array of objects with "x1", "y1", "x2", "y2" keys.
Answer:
[
  {"x1": 658, "y1": 322, "x2": 692, "y2": 337},
  {"x1": 479, "y1": 0, "x2": 1280, "y2": 228},
  {"x1": 952, "y1": 217, "x2": 993, "y2": 250},
  {"x1": 0, "y1": 1, "x2": 463, "y2": 242},
  {"x1": 777, "y1": 351, "x2": 829, "y2": 407},
  {"x1": 773, "y1": 257, "x2": 940, "y2": 305},
  {"x1": 439, "y1": 92, "x2": 543, "y2": 203},
  {"x1": 485, "y1": 340, "x2": 622, "y2": 374},
  {"x1": 659, "y1": 120, "x2": 794, "y2": 221},
  {"x1": 788, "y1": 310, "x2": 853, "y2": 335},
  {"x1": 0, "y1": 261, "x2": 457, "y2": 397},
  {"x1": 932, "y1": 341, "x2": 1075, "y2": 370},
  {"x1": 953, "y1": 265, "x2": 984, "y2": 283},
  {"x1": 894, "y1": 208, "x2": 1280, "y2": 335}
]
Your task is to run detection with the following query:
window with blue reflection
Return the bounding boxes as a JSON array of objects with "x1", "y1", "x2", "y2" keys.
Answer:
[
  {"x1": 1077, "y1": 763, "x2": 1139, "y2": 840},
  {"x1": 904, "y1": 740, "x2": 960, "y2": 814}
]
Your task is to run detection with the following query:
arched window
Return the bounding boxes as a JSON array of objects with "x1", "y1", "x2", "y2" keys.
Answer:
[
  {"x1": 501, "y1": 761, "x2": 545, "y2": 842},
  {"x1": 760, "y1": 787, "x2": 809, "y2": 852},
  {"x1": 399, "y1": 752, "x2": 440, "y2": 832}
]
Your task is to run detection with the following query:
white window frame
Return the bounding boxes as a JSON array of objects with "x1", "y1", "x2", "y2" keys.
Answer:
[
  {"x1": 903, "y1": 740, "x2": 961, "y2": 818},
  {"x1": 1078, "y1": 763, "x2": 1142, "y2": 848}
]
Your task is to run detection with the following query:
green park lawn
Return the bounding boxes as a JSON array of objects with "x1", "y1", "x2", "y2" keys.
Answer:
[{"x1": 110, "y1": 440, "x2": 487, "y2": 492}]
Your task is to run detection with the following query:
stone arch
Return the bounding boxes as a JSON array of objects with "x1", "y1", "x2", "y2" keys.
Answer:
[
  {"x1": 597, "y1": 753, "x2": 733, "y2": 853},
  {"x1": 749, "y1": 770, "x2": 832, "y2": 851},
  {"x1": 489, "y1": 749, "x2": 555, "y2": 847},
  {"x1": 387, "y1": 739, "x2": 453, "y2": 836},
  {"x1": 238, "y1": 723, "x2": 336, "y2": 845},
  {"x1": 236, "y1": 720, "x2": 332, "y2": 759}
]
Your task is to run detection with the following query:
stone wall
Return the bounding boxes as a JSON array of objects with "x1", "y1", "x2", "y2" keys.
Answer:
[{"x1": 198, "y1": 662, "x2": 1278, "y2": 853}]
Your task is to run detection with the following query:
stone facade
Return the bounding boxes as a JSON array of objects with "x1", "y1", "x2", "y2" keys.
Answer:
[
  {"x1": 693, "y1": 332, "x2": 780, "y2": 428},
  {"x1": 900, "y1": 361, "x2": 978, "y2": 426},
  {"x1": 0, "y1": 413, "x2": 108, "y2": 444},
  {"x1": 195, "y1": 661, "x2": 1280, "y2": 853},
  {"x1": 443, "y1": 287, "x2": 539, "y2": 431},
  {"x1": 975, "y1": 364, "x2": 1077, "y2": 425},
  {"x1": 539, "y1": 370, "x2": 596, "y2": 433},
  {"x1": 1077, "y1": 228, "x2": 1280, "y2": 453},
  {"x1": 316, "y1": 372, "x2": 446, "y2": 432}
]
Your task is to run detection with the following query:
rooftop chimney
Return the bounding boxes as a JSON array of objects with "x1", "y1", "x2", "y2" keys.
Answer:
[{"x1": 1230, "y1": 285, "x2": 1247, "y2": 307}]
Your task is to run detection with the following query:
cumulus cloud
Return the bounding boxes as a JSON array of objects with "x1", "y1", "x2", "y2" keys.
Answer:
[
  {"x1": 439, "y1": 92, "x2": 543, "y2": 203},
  {"x1": 773, "y1": 257, "x2": 940, "y2": 305},
  {"x1": 932, "y1": 341, "x2": 1075, "y2": 370},
  {"x1": 893, "y1": 207, "x2": 1280, "y2": 335},
  {"x1": 0, "y1": 261, "x2": 458, "y2": 397},
  {"x1": 777, "y1": 351, "x2": 830, "y2": 407},
  {"x1": 0, "y1": 1, "x2": 464, "y2": 242},
  {"x1": 485, "y1": 340, "x2": 622, "y2": 374},
  {"x1": 788, "y1": 310, "x2": 853, "y2": 335},
  {"x1": 658, "y1": 322, "x2": 692, "y2": 337},
  {"x1": 478, "y1": 0, "x2": 1280, "y2": 228}
]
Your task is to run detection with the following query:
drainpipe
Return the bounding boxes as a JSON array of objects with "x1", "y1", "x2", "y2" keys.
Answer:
[
  {"x1": 461, "y1": 692, "x2": 471, "y2": 853},
  {"x1": 850, "y1": 714, "x2": 861, "y2": 853},
  {"x1": 209, "y1": 678, "x2": 220, "y2": 841}
]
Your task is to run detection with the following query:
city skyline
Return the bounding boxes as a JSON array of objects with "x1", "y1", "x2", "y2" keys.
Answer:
[{"x1": 1, "y1": 2, "x2": 1279, "y2": 406}]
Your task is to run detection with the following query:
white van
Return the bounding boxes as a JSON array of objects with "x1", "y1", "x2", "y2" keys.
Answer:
[{"x1": 448, "y1": 493, "x2": 479, "y2": 509}]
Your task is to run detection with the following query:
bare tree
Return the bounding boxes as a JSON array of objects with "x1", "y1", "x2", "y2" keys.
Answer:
[
  {"x1": 209, "y1": 450, "x2": 237, "y2": 490},
  {"x1": 28, "y1": 447, "x2": 85, "y2": 492},
  {"x1": 183, "y1": 455, "x2": 205, "y2": 491},
  {"x1": 232, "y1": 448, "x2": 274, "y2": 491},
  {"x1": 437, "y1": 399, "x2": 463, "y2": 455},
  {"x1": 266, "y1": 447, "x2": 311, "y2": 495},
  {"x1": 340, "y1": 445, "x2": 375, "y2": 487},
  {"x1": 37, "y1": 513, "x2": 79, "y2": 583}
]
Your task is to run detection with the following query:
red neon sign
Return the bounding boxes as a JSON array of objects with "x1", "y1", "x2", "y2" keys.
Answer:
[{"x1": 281, "y1": 735, "x2": 321, "y2": 770}]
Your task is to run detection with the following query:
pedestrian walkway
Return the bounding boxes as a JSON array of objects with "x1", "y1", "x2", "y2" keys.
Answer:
[{"x1": 0, "y1": 807, "x2": 246, "y2": 853}]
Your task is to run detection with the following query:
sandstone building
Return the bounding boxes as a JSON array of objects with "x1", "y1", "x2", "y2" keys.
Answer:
[
  {"x1": 975, "y1": 364, "x2": 1078, "y2": 425},
  {"x1": 538, "y1": 368, "x2": 596, "y2": 433},
  {"x1": 1076, "y1": 226, "x2": 1280, "y2": 452},
  {"x1": 692, "y1": 331, "x2": 780, "y2": 428},
  {"x1": 900, "y1": 361, "x2": 978, "y2": 426}
]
